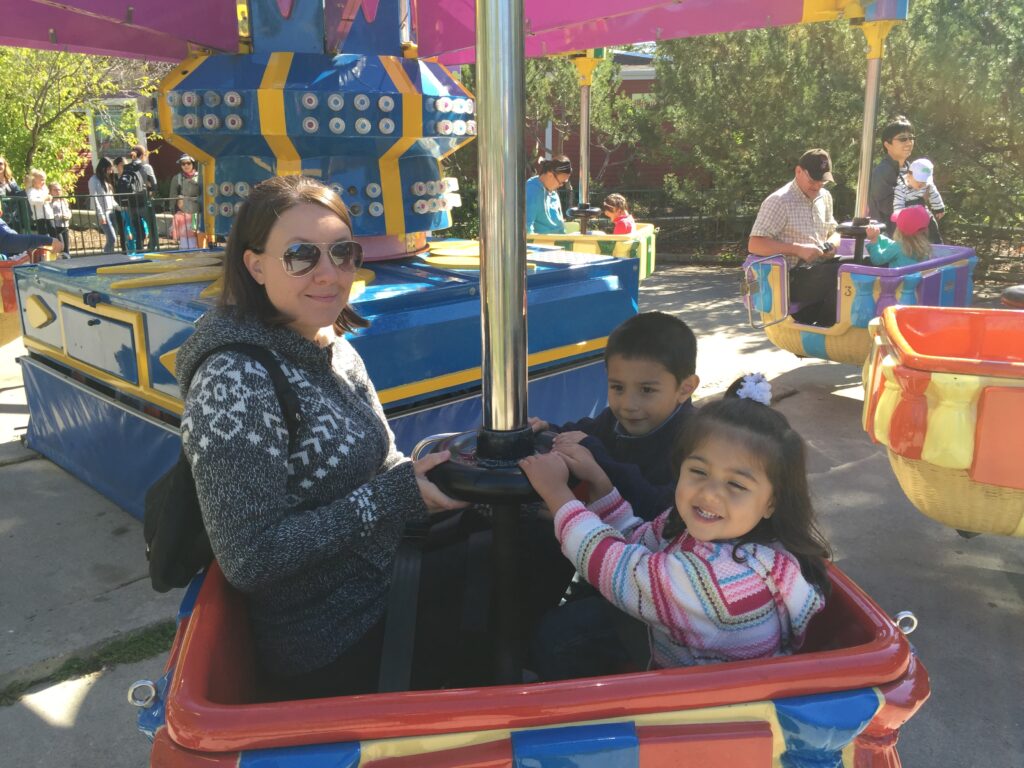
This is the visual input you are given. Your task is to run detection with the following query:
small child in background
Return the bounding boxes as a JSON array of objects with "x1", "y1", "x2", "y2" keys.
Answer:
[
  {"x1": 520, "y1": 373, "x2": 831, "y2": 680},
  {"x1": 171, "y1": 197, "x2": 199, "y2": 249},
  {"x1": 866, "y1": 205, "x2": 932, "y2": 268},
  {"x1": 48, "y1": 182, "x2": 71, "y2": 256},
  {"x1": 530, "y1": 311, "x2": 699, "y2": 521},
  {"x1": 893, "y1": 158, "x2": 945, "y2": 243},
  {"x1": 26, "y1": 169, "x2": 55, "y2": 239},
  {"x1": 602, "y1": 193, "x2": 635, "y2": 234}
]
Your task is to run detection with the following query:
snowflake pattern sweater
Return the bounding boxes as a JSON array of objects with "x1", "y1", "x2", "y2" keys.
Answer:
[
  {"x1": 176, "y1": 309, "x2": 426, "y2": 678},
  {"x1": 553, "y1": 490, "x2": 826, "y2": 668}
]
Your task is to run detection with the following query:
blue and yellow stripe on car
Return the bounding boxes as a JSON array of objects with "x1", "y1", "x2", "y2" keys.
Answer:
[{"x1": 233, "y1": 689, "x2": 883, "y2": 766}]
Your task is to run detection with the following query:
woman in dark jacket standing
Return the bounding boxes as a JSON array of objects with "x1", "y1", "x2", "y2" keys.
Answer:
[{"x1": 176, "y1": 175, "x2": 463, "y2": 698}]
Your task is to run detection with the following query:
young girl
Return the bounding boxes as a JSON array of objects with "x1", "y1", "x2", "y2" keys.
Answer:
[
  {"x1": 49, "y1": 182, "x2": 71, "y2": 256},
  {"x1": 519, "y1": 373, "x2": 830, "y2": 679},
  {"x1": 866, "y1": 205, "x2": 932, "y2": 268},
  {"x1": 602, "y1": 193, "x2": 635, "y2": 235},
  {"x1": 171, "y1": 196, "x2": 198, "y2": 249},
  {"x1": 26, "y1": 169, "x2": 55, "y2": 239}
]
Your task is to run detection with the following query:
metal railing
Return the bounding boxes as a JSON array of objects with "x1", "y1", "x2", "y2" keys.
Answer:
[{"x1": 1, "y1": 193, "x2": 205, "y2": 257}]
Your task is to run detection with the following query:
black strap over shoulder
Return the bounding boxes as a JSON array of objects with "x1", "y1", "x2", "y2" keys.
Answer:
[
  {"x1": 144, "y1": 342, "x2": 303, "y2": 592},
  {"x1": 195, "y1": 342, "x2": 302, "y2": 454}
]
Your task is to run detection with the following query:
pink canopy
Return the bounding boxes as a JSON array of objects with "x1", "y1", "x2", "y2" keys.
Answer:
[
  {"x1": 417, "y1": 0, "x2": 908, "y2": 63},
  {"x1": 0, "y1": 0, "x2": 238, "y2": 61},
  {"x1": 0, "y1": 0, "x2": 906, "y2": 62}
]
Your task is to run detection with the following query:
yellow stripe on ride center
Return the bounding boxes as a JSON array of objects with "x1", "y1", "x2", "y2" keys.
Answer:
[
  {"x1": 259, "y1": 53, "x2": 303, "y2": 175},
  {"x1": 379, "y1": 56, "x2": 422, "y2": 236}
]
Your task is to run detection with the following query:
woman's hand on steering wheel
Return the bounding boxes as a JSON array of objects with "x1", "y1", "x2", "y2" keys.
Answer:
[{"x1": 413, "y1": 450, "x2": 469, "y2": 514}]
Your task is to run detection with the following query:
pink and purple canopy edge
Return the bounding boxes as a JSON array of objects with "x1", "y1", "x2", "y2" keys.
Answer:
[{"x1": 0, "y1": 0, "x2": 907, "y2": 62}]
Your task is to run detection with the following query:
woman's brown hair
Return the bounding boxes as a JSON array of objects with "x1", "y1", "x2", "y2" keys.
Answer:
[
  {"x1": 0, "y1": 156, "x2": 13, "y2": 185},
  {"x1": 219, "y1": 175, "x2": 369, "y2": 334}
]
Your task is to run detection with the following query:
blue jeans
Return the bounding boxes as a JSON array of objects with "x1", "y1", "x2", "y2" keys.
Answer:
[
  {"x1": 99, "y1": 216, "x2": 117, "y2": 253},
  {"x1": 530, "y1": 595, "x2": 648, "y2": 681}
]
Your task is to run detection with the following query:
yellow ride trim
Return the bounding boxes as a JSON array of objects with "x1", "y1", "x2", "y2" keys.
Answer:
[
  {"x1": 376, "y1": 336, "x2": 608, "y2": 405},
  {"x1": 157, "y1": 55, "x2": 218, "y2": 235},
  {"x1": 378, "y1": 57, "x2": 423, "y2": 236},
  {"x1": 259, "y1": 53, "x2": 303, "y2": 175},
  {"x1": 29, "y1": 292, "x2": 185, "y2": 415}
]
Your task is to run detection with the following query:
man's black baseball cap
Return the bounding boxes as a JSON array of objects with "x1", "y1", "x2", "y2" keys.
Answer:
[{"x1": 798, "y1": 149, "x2": 834, "y2": 183}]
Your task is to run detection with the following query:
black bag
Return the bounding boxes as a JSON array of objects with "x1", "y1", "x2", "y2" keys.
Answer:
[
  {"x1": 144, "y1": 343, "x2": 301, "y2": 592},
  {"x1": 116, "y1": 160, "x2": 149, "y2": 210}
]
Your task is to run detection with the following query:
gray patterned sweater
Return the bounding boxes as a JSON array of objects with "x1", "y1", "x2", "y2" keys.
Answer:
[{"x1": 176, "y1": 309, "x2": 426, "y2": 677}]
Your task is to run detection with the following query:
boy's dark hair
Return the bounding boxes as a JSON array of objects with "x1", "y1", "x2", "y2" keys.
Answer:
[
  {"x1": 605, "y1": 311, "x2": 697, "y2": 383},
  {"x1": 881, "y1": 115, "x2": 913, "y2": 145},
  {"x1": 670, "y1": 375, "x2": 832, "y2": 596},
  {"x1": 219, "y1": 175, "x2": 368, "y2": 335}
]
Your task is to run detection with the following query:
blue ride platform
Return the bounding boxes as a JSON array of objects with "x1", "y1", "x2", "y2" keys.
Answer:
[{"x1": 14, "y1": 246, "x2": 638, "y2": 519}]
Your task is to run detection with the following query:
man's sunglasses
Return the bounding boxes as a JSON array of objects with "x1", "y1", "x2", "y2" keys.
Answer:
[
  {"x1": 893, "y1": 134, "x2": 916, "y2": 142},
  {"x1": 277, "y1": 240, "x2": 364, "y2": 276}
]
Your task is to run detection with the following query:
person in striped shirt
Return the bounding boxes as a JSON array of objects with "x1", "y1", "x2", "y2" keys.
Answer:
[
  {"x1": 520, "y1": 374, "x2": 830, "y2": 680},
  {"x1": 893, "y1": 158, "x2": 945, "y2": 244}
]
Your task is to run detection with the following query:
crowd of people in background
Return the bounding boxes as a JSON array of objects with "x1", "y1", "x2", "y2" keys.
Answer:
[{"x1": 0, "y1": 144, "x2": 203, "y2": 259}]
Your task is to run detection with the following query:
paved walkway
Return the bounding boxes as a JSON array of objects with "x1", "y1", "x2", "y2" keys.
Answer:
[{"x1": 0, "y1": 265, "x2": 1021, "y2": 767}]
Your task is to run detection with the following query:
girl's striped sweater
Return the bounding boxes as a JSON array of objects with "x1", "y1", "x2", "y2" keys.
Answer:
[{"x1": 553, "y1": 490, "x2": 826, "y2": 669}]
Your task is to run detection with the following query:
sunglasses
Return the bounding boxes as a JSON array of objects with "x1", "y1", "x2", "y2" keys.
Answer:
[
  {"x1": 893, "y1": 134, "x2": 916, "y2": 142},
  {"x1": 277, "y1": 240, "x2": 363, "y2": 276}
]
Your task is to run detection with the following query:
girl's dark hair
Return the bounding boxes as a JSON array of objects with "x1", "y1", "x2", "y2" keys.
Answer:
[
  {"x1": 219, "y1": 175, "x2": 369, "y2": 335},
  {"x1": 603, "y1": 193, "x2": 628, "y2": 213},
  {"x1": 94, "y1": 157, "x2": 114, "y2": 190},
  {"x1": 536, "y1": 154, "x2": 572, "y2": 176},
  {"x1": 669, "y1": 375, "x2": 832, "y2": 595}
]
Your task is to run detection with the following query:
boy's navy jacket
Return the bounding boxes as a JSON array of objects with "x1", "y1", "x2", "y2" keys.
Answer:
[
  {"x1": 553, "y1": 401, "x2": 696, "y2": 520},
  {"x1": 0, "y1": 216, "x2": 51, "y2": 256}
]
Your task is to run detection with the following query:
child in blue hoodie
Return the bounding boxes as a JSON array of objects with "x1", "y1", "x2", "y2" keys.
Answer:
[
  {"x1": 530, "y1": 311, "x2": 699, "y2": 521},
  {"x1": 866, "y1": 205, "x2": 933, "y2": 268}
]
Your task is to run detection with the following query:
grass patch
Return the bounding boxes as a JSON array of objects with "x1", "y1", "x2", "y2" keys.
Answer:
[{"x1": 0, "y1": 620, "x2": 176, "y2": 707}]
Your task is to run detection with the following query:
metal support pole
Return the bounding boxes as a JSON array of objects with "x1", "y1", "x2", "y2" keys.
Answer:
[
  {"x1": 855, "y1": 57, "x2": 881, "y2": 218},
  {"x1": 578, "y1": 82, "x2": 592, "y2": 226},
  {"x1": 855, "y1": 20, "x2": 898, "y2": 218},
  {"x1": 477, "y1": 0, "x2": 527, "y2": 437}
]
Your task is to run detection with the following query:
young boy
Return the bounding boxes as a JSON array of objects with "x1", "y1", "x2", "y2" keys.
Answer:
[
  {"x1": 893, "y1": 158, "x2": 945, "y2": 244},
  {"x1": 530, "y1": 311, "x2": 699, "y2": 521}
]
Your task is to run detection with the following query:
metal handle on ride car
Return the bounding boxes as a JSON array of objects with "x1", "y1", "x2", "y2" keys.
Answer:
[
  {"x1": 411, "y1": 432, "x2": 460, "y2": 461},
  {"x1": 893, "y1": 611, "x2": 918, "y2": 635},
  {"x1": 127, "y1": 679, "x2": 158, "y2": 708}
]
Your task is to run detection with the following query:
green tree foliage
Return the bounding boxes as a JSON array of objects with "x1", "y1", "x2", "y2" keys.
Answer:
[
  {"x1": 884, "y1": 0, "x2": 1024, "y2": 226},
  {"x1": 0, "y1": 48, "x2": 162, "y2": 191},
  {"x1": 646, "y1": 0, "x2": 1023, "y2": 228}
]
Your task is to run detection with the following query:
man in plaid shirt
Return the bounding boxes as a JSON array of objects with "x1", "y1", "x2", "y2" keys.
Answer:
[{"x1": 748, "y1": 149, "x2": 842, "y2": 327}]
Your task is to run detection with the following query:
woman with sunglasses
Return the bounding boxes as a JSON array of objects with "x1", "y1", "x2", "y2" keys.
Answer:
[
  {"x1": 868, "y1": 115, "x2": 915, "y2": 233},
  {"x1": 174, "y1": 175, "x2": 465, "y2": 698},
  {"x1": 526, "y1": 155, "x2": 572, "y2": 235}
]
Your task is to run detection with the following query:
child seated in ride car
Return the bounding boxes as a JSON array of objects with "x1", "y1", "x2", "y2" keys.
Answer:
[
  {"x1": 520, "y1": 374, "x2": 831, "y2": 680},
  {"x1": 602, "y1": 193, "x2": 636, "y2": 235},
  {"x1": 865, "y1": 205, "x2": 933, "y2": 268},
  {"x1": 529, "y1": 311, "x2": 700, "y2": 521}
]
